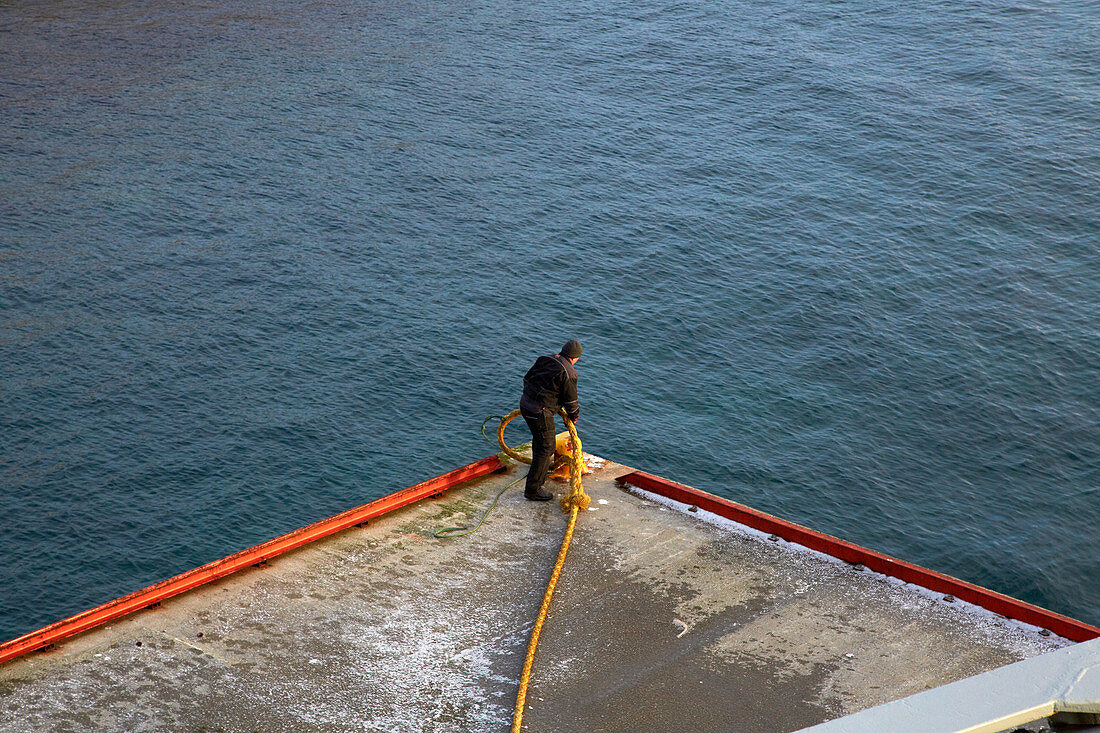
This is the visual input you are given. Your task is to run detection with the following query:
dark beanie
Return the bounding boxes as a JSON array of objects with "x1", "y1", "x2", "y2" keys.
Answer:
[{"x1": 561, "y1": 339, "x2": 582, "y2": 359}]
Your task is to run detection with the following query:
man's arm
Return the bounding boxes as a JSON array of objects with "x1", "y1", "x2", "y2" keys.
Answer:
[{"x1": 560, "y1": 372, "x2": 579, "y2": 423}]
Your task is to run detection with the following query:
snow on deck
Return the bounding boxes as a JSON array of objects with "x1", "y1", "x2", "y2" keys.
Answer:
[{"x1": 0, "y1": 454, "x2": 1070, "y2": 732}]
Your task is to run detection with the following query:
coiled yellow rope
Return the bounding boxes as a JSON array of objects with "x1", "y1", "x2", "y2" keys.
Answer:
[{"x1": 496, "y1": 408, "x2": 590, "y2": 732}]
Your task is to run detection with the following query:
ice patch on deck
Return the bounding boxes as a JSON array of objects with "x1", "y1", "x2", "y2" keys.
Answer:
[
  {"x1": 582, "y1": 454, "x2": 606, "y2": 470},
  {"x1": 627, "y1": 486, "x2": 1074, "y2": 651}
]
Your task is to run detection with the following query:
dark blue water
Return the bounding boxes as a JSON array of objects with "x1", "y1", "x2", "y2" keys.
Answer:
[{"x1": 2, "y1": 0, "x2": 1097, "y2": 642}]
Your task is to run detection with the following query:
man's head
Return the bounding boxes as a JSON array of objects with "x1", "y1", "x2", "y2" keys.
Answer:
[{"x1": 560, "y1": 339, "x2": 582, "y2": 363}]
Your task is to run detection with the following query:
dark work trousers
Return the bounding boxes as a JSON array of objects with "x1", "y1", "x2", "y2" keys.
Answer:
[{"x1": 523, "y1": 410, "x2": 557, "y2": 495}]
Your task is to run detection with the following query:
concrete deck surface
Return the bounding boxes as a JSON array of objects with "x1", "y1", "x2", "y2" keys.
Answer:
[{"x1": 0, "y1": 453, "x2": 1070, "y2": 732}]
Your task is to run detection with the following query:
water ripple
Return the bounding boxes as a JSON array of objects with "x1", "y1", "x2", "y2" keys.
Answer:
[{"x1": 1, "y1": 0, "x2": 1097, "y2": 640}]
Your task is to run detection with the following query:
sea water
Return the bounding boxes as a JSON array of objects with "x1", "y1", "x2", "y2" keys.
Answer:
[{"x1": 1, "y1": 0, "x2": 1097, "y2": 641}]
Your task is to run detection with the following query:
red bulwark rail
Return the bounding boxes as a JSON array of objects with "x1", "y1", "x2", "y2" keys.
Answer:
[
  {"x1": 0, "y1": 454, "x2": 505, "y2": 666},
  {"x1": 621, "y1": 470, "x2": 1100, "y2": 643}
]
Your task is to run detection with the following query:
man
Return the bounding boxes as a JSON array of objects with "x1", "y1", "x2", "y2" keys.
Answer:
[{"x1": 519, "y1": 339, "x2": 582, "y2": 501}]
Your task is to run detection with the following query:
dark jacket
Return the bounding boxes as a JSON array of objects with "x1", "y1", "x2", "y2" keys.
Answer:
[{"x1": 520, "y1": 355, "x2": 579, "y2": 421}]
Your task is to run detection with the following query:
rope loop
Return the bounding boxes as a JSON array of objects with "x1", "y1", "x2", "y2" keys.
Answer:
[
  {"x1": 494, "y1": 407, "x2": 590, "y2": 510},
  {"x1": 496, "y1": 409, "x2": 532, "y2": 464}
]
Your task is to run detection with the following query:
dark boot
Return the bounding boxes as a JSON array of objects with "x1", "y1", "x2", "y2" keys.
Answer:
[{"x1": 525, "y1": 487, "x2": 553, "y2": 501}]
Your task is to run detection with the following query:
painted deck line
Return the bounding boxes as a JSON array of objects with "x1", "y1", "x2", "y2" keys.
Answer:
[
  {"x1": 0, "y1": 454, "x2": 506, "y2": 666},
  {"x1": 619, "y1": 470, "x2": 1100, "y2": 644}
]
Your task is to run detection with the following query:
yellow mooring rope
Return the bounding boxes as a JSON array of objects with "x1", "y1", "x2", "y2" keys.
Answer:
[{"x1": 495, "y1": 408, "x2": 590, "y2": 732}]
